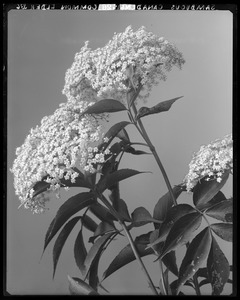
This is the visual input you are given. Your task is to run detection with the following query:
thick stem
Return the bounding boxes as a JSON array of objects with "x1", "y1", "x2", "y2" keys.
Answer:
[
  {"x1": 97, "y1": 192, "x2": 158, "y2": 295},
  {"x1": 131, "y1": 103, "x2": 177, "y2": 206}
]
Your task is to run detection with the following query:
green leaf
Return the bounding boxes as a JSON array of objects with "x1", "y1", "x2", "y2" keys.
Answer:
[
  {"x1": 193, "y1": 171, "x2": 230, "y2": 210},
  {"x1": 32, "y1": 169, "x2": 91, "y2": 198},
  {"x1": 84, "y1": 232, "x2": 114, "y2": 278},
  {"x1": 196, "y1": 267, "x2": 208, "y2": 278},
  {"x1": 158, "y1": 212, "x2": 202, "y2": 260},
  {"x1": 89, "y1": 202, "x2": 117, "y2": 225},
  {"x1": 98, "y1": 121, "x2": 131, "y2": 151},
  {"x1": 116, "y1": 128, "x2": 130, "y2": 144},
  {"x1": 60, "y1": 168, "x2": 91, "y2": 189},
  {"x1": 112, "y1": 198, "x2": 132, "y2": 222},
  {"x1": 74, "y1": 228, "x2": 87, "y2": 275},
  {"x1": 81, "y1": 215, "x2": 98, "y2": 232},
  {"x1": 125, "y1": 146, "x2": 151, "y2": 155},
  {"x1": 43, "y1": 192, "x2": 96, "y2": 252},
  {"x1": 210, "y1": 223, "x2": 232, "y2": 242},
  {"x1": 52, "y1": 216, "x2": 81, "y2": 278},
  {"x1": 131, "y1": 206, "x2": 162, "y2": 227},
  {"x1": 149, "y1": 204, "x2": 195, "y2": 247},
  {"x1": 67, "y1": 275, "x2": 99, "y2": 295},
  {"x1": 89, "y1": 222, "x2": 116, "y2": 243},
  {"x1": 81, "y1": 99, "x2": 127, "y2": 116},
  {"x1": 149, "y1": 229, "x2": 163, "y2": 253},
  {"x1": 170, "y1": 279, "x2": 194, "y2": 295},
  {"x1": 205, "y1": 199, "x2": 233, "y2": 223},
  {"x1": 134, "y1": 231, "x2": 153, "y2": 245},
  {"x1": 136, "y1": 96, "x2": 183, "y2": 120},
  {"x1": 162, "y1": 251, "x2": 179, "y2": 277},
  {"x1": 177, "y1": 227, "x2": 212, "y2": 294},
  {"x1": 97, "y1": 168, "x2": 146, "y2": 193},
  {"x1": 32, "y1": 179, "x2": 50, "y2": 198},
  {"x1": 102, "y1": 241, "x2": 154, "y2": 281},
  {"x1": 207, "y1": 235, "x2": 230, "y2": 295},
  {"x1": 153, "y1": 185, "x2": 184, "y2": 229},
  {"x1": 205, "y1": 191, "x2": 227, "y2": 207}
]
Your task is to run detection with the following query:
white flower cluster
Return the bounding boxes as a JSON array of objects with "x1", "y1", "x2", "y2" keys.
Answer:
[
  {"x1": 11, "y1": 25, "x2": 185, "y2": 213},
  {"x1": 10, "y1": 91, "x2": 110, "y2": 213},
  {"x1": 184, "y1": 134, "x2": 233, "y2": 192},
  {"x1": 62, "y1": 25, "x2": 185, "y2": 104}
]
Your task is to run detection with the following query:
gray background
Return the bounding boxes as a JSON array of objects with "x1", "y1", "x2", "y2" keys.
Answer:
[{"x1": 7, "y1": 10, "x2": 232, "y2": 295}]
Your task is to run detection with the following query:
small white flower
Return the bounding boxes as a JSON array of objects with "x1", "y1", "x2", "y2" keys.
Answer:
[{"x1": 183, "y1": 134, "x2": 232, "y2": 192}]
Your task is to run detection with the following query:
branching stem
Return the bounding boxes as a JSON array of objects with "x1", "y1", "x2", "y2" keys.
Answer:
[{"x1": 97, "y1": 192, "x2": 158, "y2": 295}]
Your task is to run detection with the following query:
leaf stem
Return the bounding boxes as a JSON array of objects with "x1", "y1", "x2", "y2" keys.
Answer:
[
  {"x1": 97, "y1": 192, "x2": 158, "y2": 295},
  {"x1": 131, "y1": 103, "x2": 177, "y2": 206}
]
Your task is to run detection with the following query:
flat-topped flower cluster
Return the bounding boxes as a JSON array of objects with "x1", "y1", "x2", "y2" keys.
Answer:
[
  {"x1": 184, "y1": 133, "x2": 233, "y2": 192},
  {"x1": 11, "y1": 25, "x2": 185, "y2": 213},
  {"x1": 10, "y1": 90, "x2": 110, "y2": 213},
  {"x1": 62, "y1": 25, "x2": 185, "y2": 104}
]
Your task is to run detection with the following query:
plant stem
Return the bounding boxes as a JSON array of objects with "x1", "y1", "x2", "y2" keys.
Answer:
[
  {"x1": 131, "y1": 103, "x2": 177, "y2": 206},
  {"x1": 158, "y1": 260, "x2": 167, "y2": 295},
  {"x1": 97, "y1": 192, "x2": 158, "y2": 295},
  {"x1": 193, "y1": 274, "x2": 201, "y2": 295},
  {"x1": 120, "y1": 221, "x2": 159, "y2": 295}
]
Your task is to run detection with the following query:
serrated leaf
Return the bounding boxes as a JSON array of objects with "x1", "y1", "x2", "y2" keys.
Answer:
[
  {"x1": 89, "y1": 222, "x2": 116, "y2": 243},
  {"x1": 136, "y1": 96, "x2": 183, "y2": 120},
  {"x1": 84, "y1": 232, "x2": 114, "y2": 278},
  {"x1": 97, "y1": 168, "x2": 146, "y2": 193},
  {"x1": 149, "y1": 204, "x2": 195, "y2": 247},
  {"x1": 74, "y1": 229, "x2": 87, "y2": 275},
  {"x1": 206, "y1": 199, "x2": 233, "y2": 222},
  {"x1": 177, "y1": 227, "x2": 212, "y2": 294},
  {"x1": 89, "y1": 202, "x2": 117, "y2": 225},
  {"x1": 81, "y1": 99, "x2": 127, "y2": 116},
  {"x1": 158, "y1": 212, "x2": 202, "y2": 260},
  {"x1": 131, "y1": 206, "x2": 162, "y2": 227},
  {"x1": 67, "y1": 275, "x2": 99, "y2": 295},
  {"x1": 102, "y1": 242, "x2": 154, "y2": 281},
  {"x1": 81, "y1": 215, "x2": 98, "y2": 232},
  {"x1": 193, "y1": 171, "x2": 230, "y2": 210},
  {"x1": 52, "y1": 216, "x2": 81, "y2": 278},
  {"x1": 210, "y1": 223, "x2": 232, "y2": 242},
  {"x1": 207, "y1": 235, "x2": 230, "y2": 295},
  {"x1": 43, "y1": 192, "x2": 95, "y2": 252},
  {"x1": 153, "y1": 185, "x2": 184, "y2": 229}
]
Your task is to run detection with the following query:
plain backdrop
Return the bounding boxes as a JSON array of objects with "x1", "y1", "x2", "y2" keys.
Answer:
[{"x1": 7, "y1": 10, "x2": 232, "y2": 295}]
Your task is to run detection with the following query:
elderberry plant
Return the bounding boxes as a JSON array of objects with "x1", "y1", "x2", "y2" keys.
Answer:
[{"x1": 11, "y1": 26, "x2": 232, "y2": 295}]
